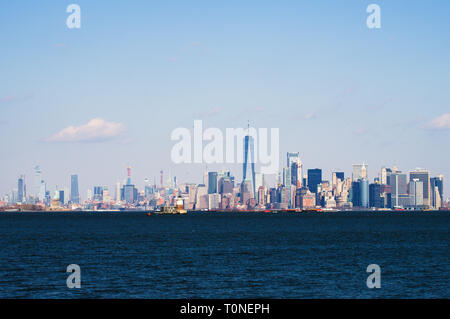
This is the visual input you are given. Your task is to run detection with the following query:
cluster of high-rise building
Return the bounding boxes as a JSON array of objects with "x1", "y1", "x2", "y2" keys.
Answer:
[{"x1": 1, "y1": 133, "x2": 447, "y2": 212}]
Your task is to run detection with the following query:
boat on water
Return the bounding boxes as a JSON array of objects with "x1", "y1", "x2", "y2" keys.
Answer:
[{"x1": 151, "y1": 196, "x2": 187, "y2": 215}]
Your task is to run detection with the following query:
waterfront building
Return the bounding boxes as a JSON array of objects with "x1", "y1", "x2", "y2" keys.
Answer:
[
  {"x1": 39, "y1": 180, "x2": 46, "y2": 202},
  {"x1": 369, "y1": 182, "x2": 382, "y2": 208},
  {"x1": 208, "y1": 194, "x2": 221, "y2": 210},
  {"x1": 70, "y1": 174, "x2": 80, "y2": 204},
  {"x1": 186, "y1": 184, "x2": 198, "y2": 209},
  {"x1": 307, "y1": 169, "x2": 322, "y2": 194},
  {"x1": 93, "y1": 186, "x2": 104, "y2": 202},
  {"x1": 390, "y1": 171, "x2": 409, "y2": 208},
  {"x1": 257, "y1": 186, "x2": 266, "y2": 206},
  {"x1": 115, "y1": 182, "x2": 121, "y2": 202},
  {"x1": 208, "y1": 172, "x2": 218, "y2": 194},
  {"x1": 409, "y1": 179, "x2": 424, "y2": 208},
  {"x1": 409, "y1": 169, "x2": 431, "y2": 207},
  {"x1": 17, "y1": 175, "x2": 25, "y2": 203},
  {"x1": 34, "y1": 166, "x2": 42, "y2": 200},
  {"x1": 195, "y1": 185, "x2": 208, "y2": 209},
  {"x1": 332, "y1": 172, "x2": 345, "y2": 193},
  {"x1": 123, "y1": 184, "x2": 136, "y2": 204},
  {"x1": 351, "y1": 181, "x2": 361, "y2": 207},
  {"x1": 282, "y1": 167, "x2": 292, "y2": 207},
  {"x1": 430, "y1": 175, "x2": 444, "y2": 209},
  {"x1": 59, "y1": 190, "x2": 64, "y2": 206},
  {"x1": 287, "y1": 152, "x2": 302, "y2": 187},
  {"x1": 360, "y1": 179, "x2": 369, "y2": 208},
  {"x1": 352, "y1": 164, "x2": 368, "y2": 182},
  {"x1": 380, "y1": 167, "x2": 392, "y2": 185},
  {"x1": 218, "y1": 177, "x2": 233, "y2": 195},
  {"x1": 295, "y1": 188, "x2": 316, "y2": 209}
]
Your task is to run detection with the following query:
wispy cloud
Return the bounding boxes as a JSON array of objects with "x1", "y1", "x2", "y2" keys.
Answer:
[
  {"x1": 292, "y1": 111, "x2": 318, "y2": 121},
  {"x1": 197, "y1": 107, "x2": 222, "y2": 118},
  {"x1": 424, "y1": 113, "x2": 450, "y2": 130},
  {"x1": 303, "y1": 111, "x2": 317, "y2": 120},
  {"x1": 47, "y1": 118, "x2": 126, "y2": 143}
]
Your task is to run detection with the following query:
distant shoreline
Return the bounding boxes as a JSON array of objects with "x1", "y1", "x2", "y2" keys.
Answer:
[{"x1": 1, "y1": 209, "x2": 448, "y2": 214}]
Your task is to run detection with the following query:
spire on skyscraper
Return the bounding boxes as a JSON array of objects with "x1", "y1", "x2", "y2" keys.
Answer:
[{"x1": 126, "y1": 166, "x2": 132, "y2": 185}]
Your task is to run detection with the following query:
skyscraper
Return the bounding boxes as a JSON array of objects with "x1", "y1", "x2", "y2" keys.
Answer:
[
  {"x1": 123, "y1": 184, "x2": 135, "y2": 204},
  {"x1": 93, "y1": 186, "x2": 104, "y2": 202},
  {"x1": 115, "y1": 182, "x2": 121, "y2": 202},
  {"x1": 307, "y1": 169, "x2": 322, "y2": 194},
  {"x1": 409, "y1": 169, "x2": 430, "y2": 207},
  {"x1": 334, "y1": 172, "x2": 345, "y2": 182},
  {"x1": 352, "y1": 164, "x2": 368, "y2": 182},
  {"x1": 380, "y1": 167, "x2": 392, "y2": 185},
  {"x1": 218, "y1": 177, "x2": 233, "y2": 195},
  {"x1": 255, "y1": 173, "x2": 264, "y2": 195},
  {"x1": 17, "y1": 175, "x2": 25, "y2": 203},
  {"x1": 287, "y1": 152, "x2": 301, "y2": 187},
  {"x1": 390, "y1": 171, "x2": 408, "y2": 208},
  {"x1": 369, "y1": 182, "x2": 382, "y2": 208},
  {"x1": 282, "y1": 167, "x2": 292, "y2": 207},
  {"x1": 39, "y1": 180, "x2": 46, "y2": 202},
  {"x1": 332, "y1": 172, "x2": 345, "y2": 192},
  {"x1": 430, "y1": 175, "x2": 444, "y2": 208},
  {"x1": 34, "y1": 166, "x2": 42, "y2": 199},
  {"x1": 351, "y1": 181, "x2": 361, "y2": 207},
  {"x1": 208, "y1": 172, "x2": 218, "y2": 194},
  {"x1": 360, "y1": 179, "x2": 369, "y2": 208},
  {"x1": 243, "y1": 128, "x2": 256, "y2": 198},
  {"x1": 409, "y1": 178, "x2": 424, "y2": 208},
  {"x1": 70, "y1": 174, "x2": 80, "y2": 204},
  {"x1": 126, "y1": 166, "x2": 132, "y2": 185},
  {"x1": 59, "y1": 190, "x2": 65, "y2": 206}
]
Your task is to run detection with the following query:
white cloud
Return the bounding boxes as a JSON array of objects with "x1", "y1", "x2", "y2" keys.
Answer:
[
  {"x1": 47, "y1": 118, "x2": 126, "y2": 142},
  {"x1": 425, "y1": 113, "x2": 450, "y2": 130}
]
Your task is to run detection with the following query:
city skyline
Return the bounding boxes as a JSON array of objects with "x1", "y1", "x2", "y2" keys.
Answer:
[
  {"x1": 3, "y1": 148, "x2": 446, "y2": 211},
  {"x1": 4, "y1": 158, "x2": 447, "y2": 201}
]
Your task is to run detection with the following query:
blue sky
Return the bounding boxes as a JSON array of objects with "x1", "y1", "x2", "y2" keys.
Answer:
[{"x1": 0, "y1": 1, "x2": 449, "y2": 197}]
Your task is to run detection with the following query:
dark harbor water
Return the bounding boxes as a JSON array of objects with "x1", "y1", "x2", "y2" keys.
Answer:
[{"x1": 0, "y1": 211, "x2": 448, "y2": 298}]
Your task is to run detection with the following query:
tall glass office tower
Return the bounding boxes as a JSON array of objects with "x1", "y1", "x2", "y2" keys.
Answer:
[
  {"x1": 34, "y1": 166, "x2": 42, "y2": 199},
  {"x1": 287, "y1": 152, "x2": 301, "y2": 187},
  {"x1": 360, "y1": 178, "x2": 369, "y2": 208},
  {"x1": 243, "y1": 134, "x2": 255, "y2": 198},
  {"x1": 307, "y1": 169, "x2": 322, "y2": 194},
  {"x1": 208, "y1": 172, "x2": 218, "y2": 194},
  {"x1": 17, "y1": 176, "x2": 25, "y2": 203},
  {"x1": 70, "y1": 174, "x2": 80, "y2": 204},
  {"x1": 409, "y1": 169, "x2": 430, "y2": 207}
]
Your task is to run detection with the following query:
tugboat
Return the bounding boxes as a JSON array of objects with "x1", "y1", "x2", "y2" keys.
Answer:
[{"x1": 153, "y1": 196, "x2": 187, "y2": 215}]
